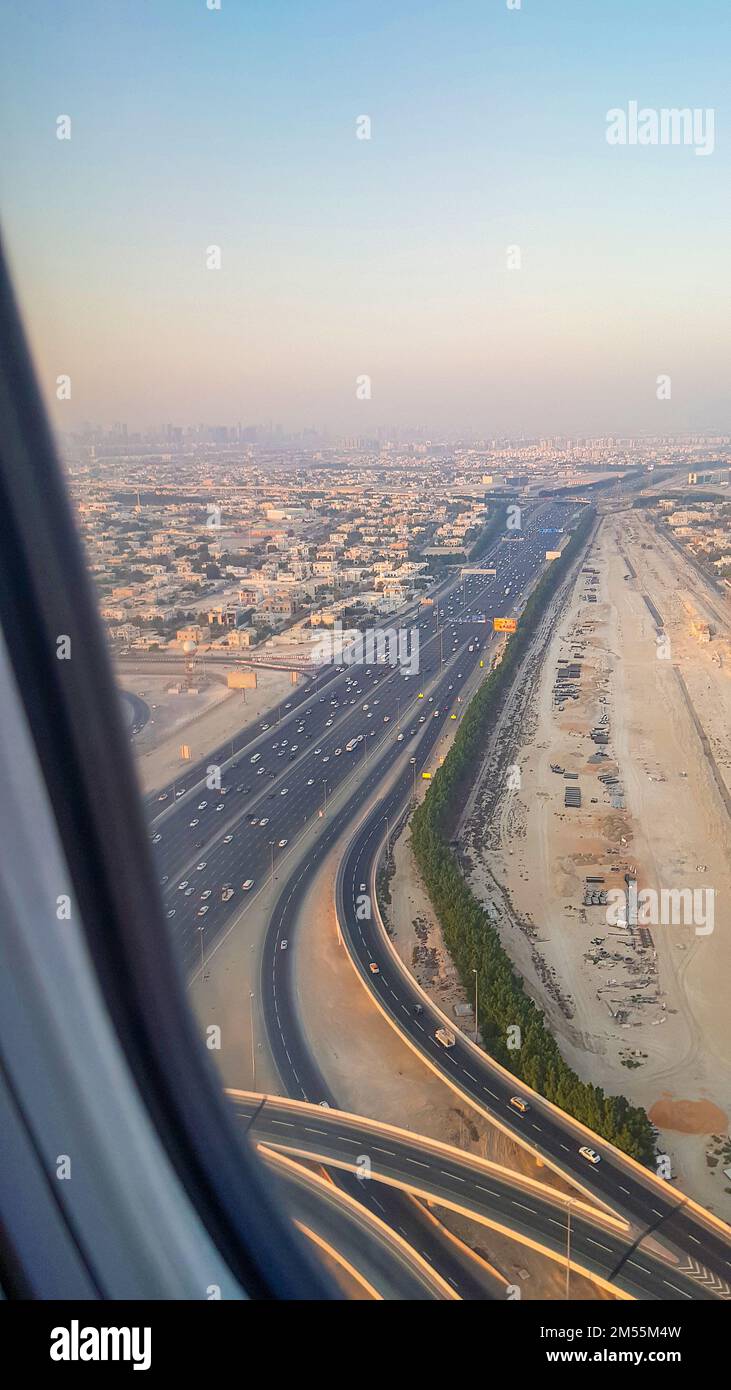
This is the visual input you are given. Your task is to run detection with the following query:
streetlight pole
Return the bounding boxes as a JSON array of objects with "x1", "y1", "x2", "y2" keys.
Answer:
[
  {"x1": 565, "y1": 1200, "x2": 572, "y2": 1300},
  {"x1": 249, "y1": 990, "x2": 256, "y2": 1091}
]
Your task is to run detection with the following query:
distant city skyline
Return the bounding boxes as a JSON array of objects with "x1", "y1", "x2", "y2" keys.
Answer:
[{"x1": 2, "y1": 0, "x2": 730, "y2": 437}]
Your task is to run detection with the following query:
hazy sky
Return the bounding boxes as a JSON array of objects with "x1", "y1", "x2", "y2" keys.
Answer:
[{"x1": 1, "y1": 0, "x2": 730, "y2": 437}]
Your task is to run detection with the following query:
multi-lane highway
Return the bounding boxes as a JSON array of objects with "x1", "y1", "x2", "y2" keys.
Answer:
[
  {"x1": 152, "y1": 502, "x2": 569, "y2": 976},
  {"x1": 254, "y1": 504, "x2": 731, "y2": 1302},
  {"x1": 230, "y1": 1092, "x2": 728, "y2": 1301}
]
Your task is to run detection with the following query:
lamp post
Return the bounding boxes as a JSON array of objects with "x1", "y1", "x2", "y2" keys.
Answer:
[
  {"x1": 565, "y1": 1200, "x2": 573, "y2": 1300},
  {"x1": 249, "y1": 990, "x2": 256, "y2": 1091}
]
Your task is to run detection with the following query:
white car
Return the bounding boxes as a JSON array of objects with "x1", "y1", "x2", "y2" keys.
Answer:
[
  {"x1": 189, "y1": 818, "x2": 199, "y2": 827},
  {"x1": 257, "y1": 767, "x2": 265, "y2": 776},
  {"x1": 306, "y1": 778, "x2": 314, "y2": 786},
  {"x1": 280, "y1": 787, "x2": 289, "y2": 796},
  {"x1": 223, "y1": 834, "x2": 233, "y2": 844},
  {"x1": 278, "y1": 838, "x2": 288, "y2": 848},
  {"x1": 198, "y1": 802, "x2": 207, "y2": 810},
  {"x1": 200, "y1": 890, "x2": 211, "y2": 901},
  {"x1": 260, "y1": 817, "x2": 269, "y2": 827},
  {"x1": 196, "y1": 862, "x2": 207, "y2": 871},
  {"x1": 280, "y1": 939, "x2": 288, "y2": 951},
  {"x1": 178, "y1": 881, "x2": 189, "y2": 891},
  {"x1": 579, "y1": 1146, "x2": 601, "y2": 1166},
  {"x1": 215, "y1": 803, "x2": 224, "y2": 812},
  {"x1": 152, "y1": 833, "x2": 161, "y2": 844},
  {"x1": 166, "y1": 908, "x2": 176, "y2": 919},
  {"x1": 197, "y1": 906, "x2": 209, "y2": 917},
  {"x1": 242, "y1": 879, "x2": 254, "y2": 891}
]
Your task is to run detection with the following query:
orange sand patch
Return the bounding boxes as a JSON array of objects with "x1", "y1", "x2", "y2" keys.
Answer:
[{"x1": 649, "y1": 1096, "x2": 728, "y2": 1135}]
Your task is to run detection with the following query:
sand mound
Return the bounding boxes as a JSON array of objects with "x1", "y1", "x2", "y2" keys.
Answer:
[{"x1": 649, "y1": 1095, "x2": 728, "y2": 1135}]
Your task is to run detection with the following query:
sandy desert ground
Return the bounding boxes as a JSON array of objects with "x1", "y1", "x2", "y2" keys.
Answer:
[
  {"x1": 461, "y1": 512, "x2": 731, "y2": 1215},
  {"x1": 117, "y1": 663, "x2": 304, "y2": 793}
]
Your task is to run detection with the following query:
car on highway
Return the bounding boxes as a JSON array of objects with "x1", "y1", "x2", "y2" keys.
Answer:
[
  {"x1": 306, "y1": 778, "x2": 314, "y2": 786},
  {"x1": 196, "y1": 862, "x2": 207, "y2": 871},
  {"x1": 579, "y1": 1146, "x2": 601, "y2": 1165},
  {"x1": 177, "y1": 880, "x2": 189, "y2": 891},
  {"x1": 166, "y1": 909, "x2": 176, "y2": 919},
  {"x1": 334, "y1": 747, "x2": 342, "y2": 756},
  {"x1": 184, "y1": 887, "x2": 194, "y2": 896},
  {"x1": 280, "y1": 787, "x2": 289, "y2": 795},
  {"x1": 198, "y1": 801, "x2": 207, "y2": 810},
  {"x1": 197, "y1": 906, "x2": 209, "y2": 917},
  {"x1": 223, "y1": 834, "x2": 233, "y2": 844},
  {"x1": 157, "y1": 792, "x2": 168, "y2": 802},
  {"x1": 152, "y1": 833, "x2": 161, "y2": 844},
  {"x1": 509, "y1": 1096, "x2": 529, "y2": 1115},
  {"x1": 215, "y1": 803, "x2": 224, "y2": 812},
  {"x1": 280, "y1": 939, "x2": 288, "y2": 951},
  {"x1": 369, "y1": 962, "x2": 380, "y2": 975},
  {"x1": 250, "y1": 753, "x2": 261, "y2": 764},
  {"x1": 435, "y1": 1027, "x2": 456, "y2": 1048},
  {"x1": 278, "y1": 838, "x2": 288, "y2": 848},
  {"x1": 189, "y1": 818, "x2": 199, "y2": 827},
  {"x1": 242, "y1": 879, "x2": 254, "y2": 891},
  {"x1": 260, "y1": 817, "x2": 269, "y2": 826},
  {"x1": 257, "y1": 767, "x2": 265, "y2": 776},
  {"x1": 200, "y1": 890, "x2": 211, "y2": 900},
  {"x1": 221, "y1": 886, "x2": 234, "y2": 902}
]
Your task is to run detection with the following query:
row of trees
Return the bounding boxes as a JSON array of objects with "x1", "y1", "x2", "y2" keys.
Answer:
[{"x1": 410, "y1": 507, "x2": 657, "y2": 1165}]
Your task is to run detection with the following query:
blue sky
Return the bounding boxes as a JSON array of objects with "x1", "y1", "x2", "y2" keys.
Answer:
[{"x1": 1, "y1": 0, "x2": 729, "y2": 435}]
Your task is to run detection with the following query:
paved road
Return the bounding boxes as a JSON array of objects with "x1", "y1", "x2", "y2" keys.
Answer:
[
  {"x1": 154, "y1": 503, "x2": 569, "y2": 976},
  {"x1": 230, "y1": 1093, "x2": 720, "y2": 1301}
]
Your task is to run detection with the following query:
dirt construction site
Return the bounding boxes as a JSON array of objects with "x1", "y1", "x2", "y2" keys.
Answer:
[{"x1": 458, "y1": 511, "x2": 731, "y2": 1217}]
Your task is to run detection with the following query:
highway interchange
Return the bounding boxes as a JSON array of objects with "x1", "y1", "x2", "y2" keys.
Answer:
[
  {"x1": 146, "y1": 499, "x2": 731, "y2": 1298},
  {"x1": 229, "y1": 1092, "x2": 723, "y2": 1301}
]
